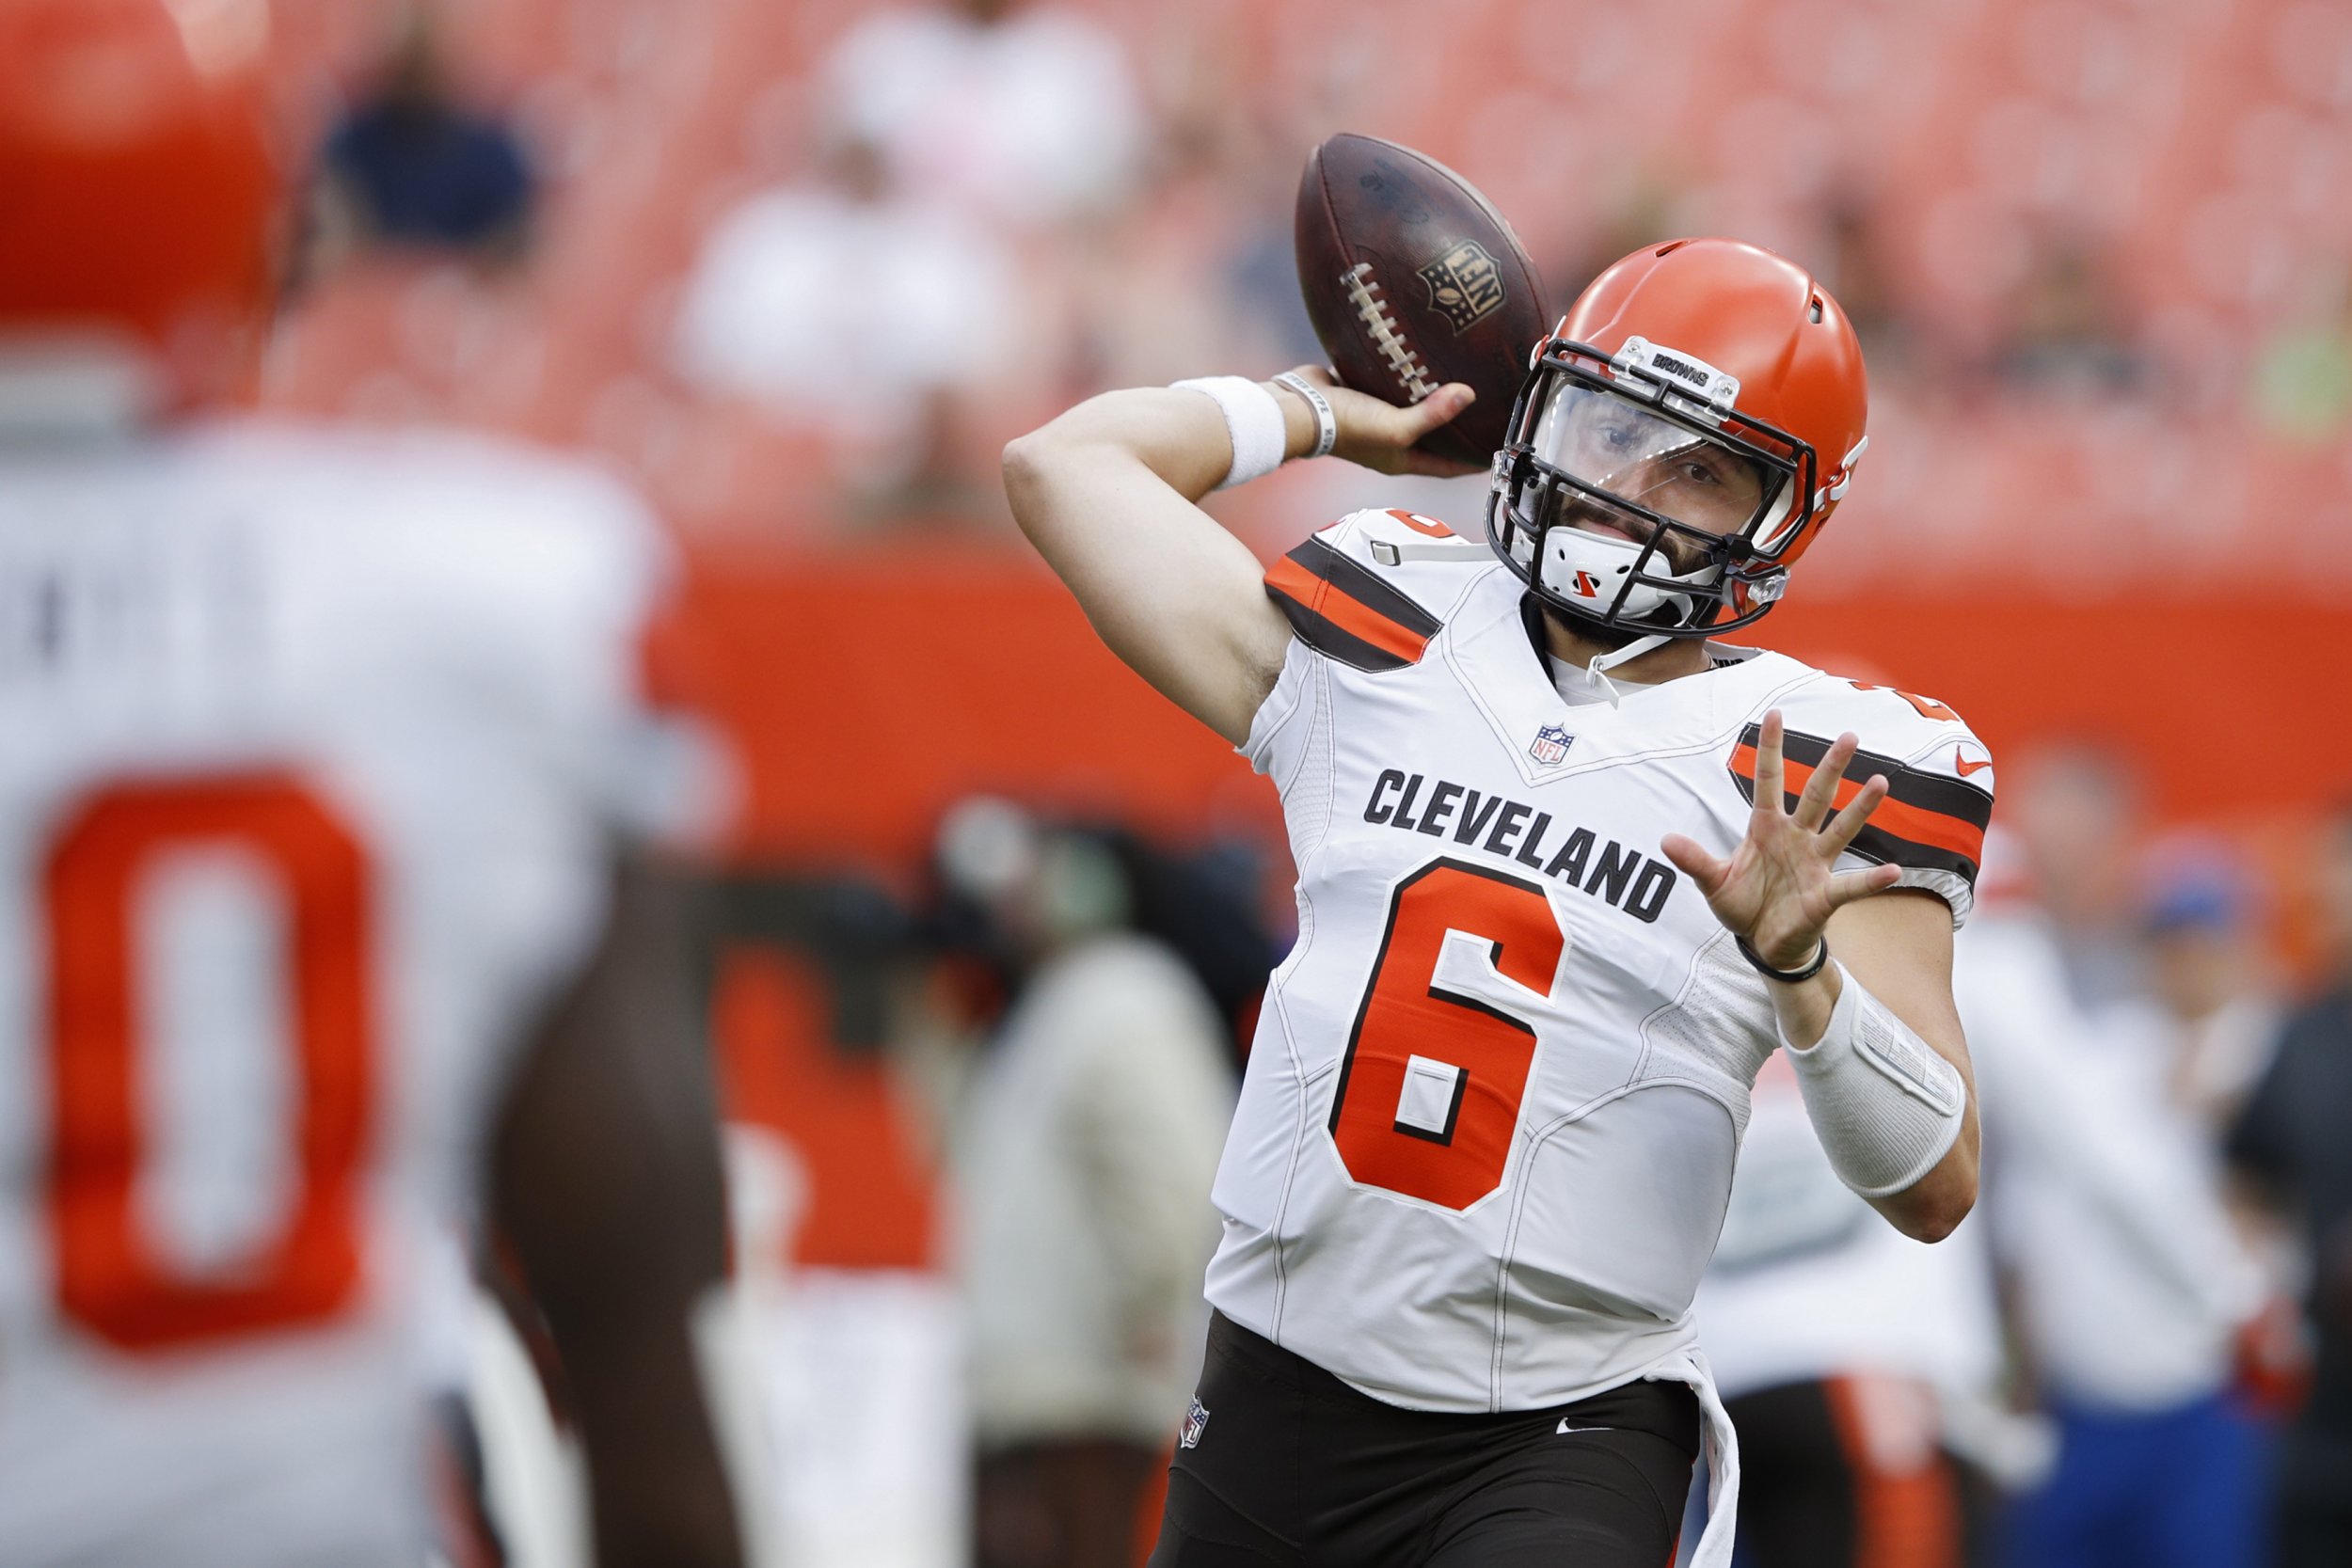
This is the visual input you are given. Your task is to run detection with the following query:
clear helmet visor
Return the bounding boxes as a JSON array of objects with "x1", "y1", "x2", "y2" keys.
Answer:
[{"x1": 1530, "y1": 382, "x2": 1787, "y2": 555}]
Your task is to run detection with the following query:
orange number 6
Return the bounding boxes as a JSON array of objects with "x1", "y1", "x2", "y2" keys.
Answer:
[{"x1": 1327, "y1": 860, "x2": 1564, "y2": 1212}]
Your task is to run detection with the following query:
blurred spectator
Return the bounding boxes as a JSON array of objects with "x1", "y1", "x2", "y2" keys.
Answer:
[
  {"x1": 2006, "y1": 742, "x2": 2148, "y2": 1006},
  {"x1": 1965, "y1": 766, "x2": 2269, "y2": 1568},
  {"x1": 1064, "y1": 107, "x2": 1314, "y2": 393},
  {"x1": 2228, "y1": 806, "x2": 2352, "y2": 1568},
  {"x1": 669, "y1": 123, "x2": 1015, "y2": 519},
  {"x1": 1993, "y1": 230, "x2": 2145, "y2": 399},
  {"x1": 2139, "y1": 837, "x2": 2281, "y2": 1133},
  {"x1": 820, "y1": 0, "x2": 1145, "y2": 234},
  {"x1": 316, "y1": 6, "x2": 535, "y2": 265},
  {"x1": 930, "y1": 799, "x2": 1234, "y2": 1568}
]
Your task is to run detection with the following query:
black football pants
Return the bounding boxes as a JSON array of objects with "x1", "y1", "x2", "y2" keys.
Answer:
[{"x1": 1147, "y1": 1311, "x2": 1698, "y2": 1568}]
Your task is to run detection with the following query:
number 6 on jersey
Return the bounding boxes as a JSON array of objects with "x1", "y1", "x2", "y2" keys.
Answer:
[{"x1": 1327, "y1": 860, "x2": 1568, "y2": 1211}]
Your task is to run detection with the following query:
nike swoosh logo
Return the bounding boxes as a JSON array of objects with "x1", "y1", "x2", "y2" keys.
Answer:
[
  {"x1": 1556, "y1": 1419, "x2": 1604, "y2": 1434},
  {"x1": 1956, "y1": 750, "x2": 1992, "y2": 777}
]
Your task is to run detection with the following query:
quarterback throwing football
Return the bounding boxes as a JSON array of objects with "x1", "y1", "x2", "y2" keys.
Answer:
[{"x1": 1004, "y1": 239, "x2": 1988, "y2": 1568}]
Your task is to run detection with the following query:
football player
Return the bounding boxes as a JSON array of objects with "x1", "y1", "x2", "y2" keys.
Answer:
[
  {"x1": 0, "y1": 3, "x2": 744, "y2": 1564},
  {"x1": 1004, "y1": 236, "x2": 1990, "y2": 1568}
]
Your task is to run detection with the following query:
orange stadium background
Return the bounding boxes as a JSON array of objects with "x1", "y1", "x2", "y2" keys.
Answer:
[
  {"x1": 246, "y1": 0, "x2": 2352, "y2": 1288},
  {"x1": 254, "y1": 0, "x2": 2352, "y2": 889}
]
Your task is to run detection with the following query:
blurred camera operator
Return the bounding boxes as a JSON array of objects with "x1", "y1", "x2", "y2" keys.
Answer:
[{"x1": 931, "y1": 799, "x2": 1235, "y2": 1568}]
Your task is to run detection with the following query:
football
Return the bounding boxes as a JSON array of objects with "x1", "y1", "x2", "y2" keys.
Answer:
[{"x1": 1295, "y1": 134, "x2": 1552, "y2": 467}]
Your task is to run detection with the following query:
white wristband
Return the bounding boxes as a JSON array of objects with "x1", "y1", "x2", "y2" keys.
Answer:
[
  {"x1": 1171, "y1": 375, "x2": 1287, "y2": 490},
  {"x1": 1783, "y1": 963, "x2": 1966, "y2": 1199}
]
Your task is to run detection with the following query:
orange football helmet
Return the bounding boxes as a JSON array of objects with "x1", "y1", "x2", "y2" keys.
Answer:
[
  {"x1": 0, "y1": 0, "x2": 283, "y2": 411},
  {"x1": 1487, "y1": 238, "x2": 1869, "y2": 638}
]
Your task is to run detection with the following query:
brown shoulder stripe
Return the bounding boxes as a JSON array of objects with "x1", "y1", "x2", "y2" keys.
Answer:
[
  {"x1": 1730, "y1": 723, "x2": 1992, "y2": 885},
  {"x1": 1264, "y1": 536, "x2": 1441, "y2": 673}
]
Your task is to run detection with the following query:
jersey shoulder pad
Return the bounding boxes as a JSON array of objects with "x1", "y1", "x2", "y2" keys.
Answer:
[
  {"x1": 1263, "y1": 508, "x2": 1491, "y2": 673},
  {"x1": 1739, "y1": 670, "x2": 1994, "y2": 901}
]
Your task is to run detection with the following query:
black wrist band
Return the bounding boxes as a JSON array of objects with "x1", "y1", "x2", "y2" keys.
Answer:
[{"x1": 1736, "y1": 934, "x2": 1831, "y2": 983}]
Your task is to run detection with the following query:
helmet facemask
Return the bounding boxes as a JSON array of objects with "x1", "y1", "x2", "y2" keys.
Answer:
[{"x1": 1487, "y1": 337, "x2": 1820, "y2": 638}]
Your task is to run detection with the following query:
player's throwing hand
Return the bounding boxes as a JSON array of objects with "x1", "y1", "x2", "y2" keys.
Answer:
[
  {"x1": 1272, "y1": 365, "x2": 1483, "y2": 479},
  {"x1": 1661, "y1": 709, "x2": 1904, "y2": 972}
]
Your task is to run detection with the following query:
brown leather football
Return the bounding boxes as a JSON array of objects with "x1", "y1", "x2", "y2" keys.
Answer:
[{"x1": 1295, "y1": 134, "x2": 1552, "y2": 467}]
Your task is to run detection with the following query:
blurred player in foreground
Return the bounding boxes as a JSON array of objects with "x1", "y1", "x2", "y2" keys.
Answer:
[
  {"x1": 0, "y1": 3, "x2": 743, "y2": 1563},
  {"x1": 1006, "y1": 237, "x2": 1990, "y2": 1567}
]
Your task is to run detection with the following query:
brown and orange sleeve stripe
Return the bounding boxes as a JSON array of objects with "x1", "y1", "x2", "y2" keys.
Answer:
[
  {"x1": 1729, "y1": 723, "x2": 1992, "y2": 886},
  {"x1": 1264, "y1": 536, "x2": 1441, "y2": 673}
]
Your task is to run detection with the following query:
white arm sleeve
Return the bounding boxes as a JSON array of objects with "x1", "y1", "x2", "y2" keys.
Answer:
[{"x1": 1785, "y1": 964, "x2": 1968, "y2": 1199}]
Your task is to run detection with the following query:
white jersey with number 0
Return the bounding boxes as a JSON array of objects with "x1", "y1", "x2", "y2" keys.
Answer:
[
  {"x1": 1203, "y1": 509, "x2": 1991, "y2": 1559},
  {"x1": 0, "y1": 419, "x2": 671, "y2": 1567}
]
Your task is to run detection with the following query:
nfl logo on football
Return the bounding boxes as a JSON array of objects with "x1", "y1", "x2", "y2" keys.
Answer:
[
  {"x1": 1180, "y1": 1398, "x2": 1211, "y2": 1449},
  {"x1": 1529, "y1": 724, "x2": 1573, "y2": 768}
]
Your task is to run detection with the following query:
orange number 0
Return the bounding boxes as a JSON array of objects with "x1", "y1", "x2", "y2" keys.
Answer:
[
  {"x1": 1327, "y1": 860, "x2": 1565, "y2": 1211},
  {"x1": 44, "y1": 776, "x2": 374, "y2": 1353}
]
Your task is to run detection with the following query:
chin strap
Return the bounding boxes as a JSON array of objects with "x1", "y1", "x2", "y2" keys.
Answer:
[{"x1": 1579, "y1": 632, "x2": 1672, "y2": 705}]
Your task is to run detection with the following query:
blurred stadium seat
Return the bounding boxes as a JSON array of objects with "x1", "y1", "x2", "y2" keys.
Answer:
[{"x1": 259, "y1": 0, "x2": 2350, "y2": 568}]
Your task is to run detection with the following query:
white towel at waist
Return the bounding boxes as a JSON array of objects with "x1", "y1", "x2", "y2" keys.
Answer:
[{"x1": 1640, "y1": 1344, "x2": 1738, "y2": 1568}]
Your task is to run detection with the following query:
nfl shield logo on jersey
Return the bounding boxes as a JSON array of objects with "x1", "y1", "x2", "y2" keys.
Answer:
[
  {"x1": 1529, "y1": 724, "x2": 1574, "y2": 768},
  {"x1": 1180, "y1": 1398, "x2": 1211, "y2": 1449}
]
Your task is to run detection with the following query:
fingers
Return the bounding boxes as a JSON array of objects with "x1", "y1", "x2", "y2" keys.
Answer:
[
  {"x1": 1659, "y1": 832, "x2": 1729, "y2": 895},
  {"x1": 1754, "y1": 710, "x2": 1786, "y2": 818},
  {"x1": 1825, "y1": 863, "x2": 1903, "y2": 911},
  {"x1": 1402, "y1": 383, "x2": 1476, "y2": 439},
  {"x1": 1792, "y1": 731, "x2": 1859, "y2": 831},
  {"x1": 1320, "y1": 380, "x2": 1475, "y2": 472},
  {"x1": 1821, "y1": 773, "x2": 1890, "y2": 856}
]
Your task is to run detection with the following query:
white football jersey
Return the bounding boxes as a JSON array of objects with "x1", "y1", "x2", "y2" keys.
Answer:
[
  {"x1": 1205, "y1": 506, "x2": 1993, "y2": 1416},
  {"x1": 0, "y1": 419, "x2": 673, "y2": 1566}
]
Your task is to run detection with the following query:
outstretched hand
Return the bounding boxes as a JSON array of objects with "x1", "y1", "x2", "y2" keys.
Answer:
[
  {"x1": 1272, "y1": 365, "x2": 1484, "y2": 479},
  {"x1": 1660, "y1": 710, "x2": 1902, "y2": 971}
]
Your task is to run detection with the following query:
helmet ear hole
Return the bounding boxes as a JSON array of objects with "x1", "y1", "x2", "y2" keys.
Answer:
[{"x1": 1808, "y1": 296, "x2": 1823, "y2": 324}]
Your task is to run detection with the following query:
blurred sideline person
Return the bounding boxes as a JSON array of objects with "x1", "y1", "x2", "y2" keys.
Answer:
[
  {"x1": 1999, "y1": 744, "x2": 2144, "y2": 1009},
  {"x1": 1007, "y1": 239, "x2": 1990, "y2": 1567},
  {"x1": 1966, "y1": 757, "x2": 2266, "y2": 1568},
  {"x1": 1690, "y1": 1044, "x2": 2006, "y2": 1568},
  {"x1": 2229, "y1": 805, "x2": 2352, "y2": 1567},
  {"x1": 317, "y1": 4, "x2": 537, "y2": 267},
  {"x1": 819, "y1": 0, "x2": 1144, "y2": 233},
  {"x1": 934, "y1": 800, "x2": 1235, "y2": 1568},
  {"x1": 0, "y1": 5, "x2": 746, "y2": 1564},
  {"x1": 668, "y1": 119, "x2": 1014, "y2": 513},
  {"x1": 2136, "y1": 839, "x2": 2280, "y2": 1135}
]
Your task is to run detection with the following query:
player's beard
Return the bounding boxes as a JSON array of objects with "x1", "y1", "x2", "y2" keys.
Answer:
[{"x1": 1521, "y1": 594, "x2": 1647, "y2": 655}]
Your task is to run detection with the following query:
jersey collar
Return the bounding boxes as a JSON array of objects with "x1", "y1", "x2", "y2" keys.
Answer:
[{"x1": 1437, "y1": 567, "x2": 1813, "y2": 788}]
